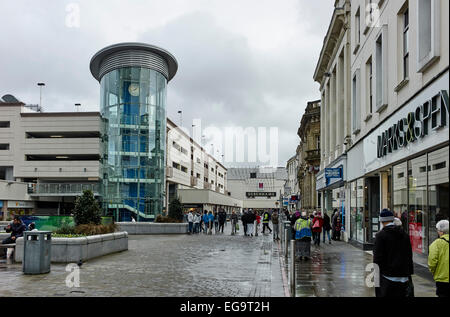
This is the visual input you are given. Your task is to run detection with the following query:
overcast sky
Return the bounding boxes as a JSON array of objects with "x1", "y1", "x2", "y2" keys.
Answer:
[{"x1": 0, "y1": 0, "x2": 334, "y2": 168}]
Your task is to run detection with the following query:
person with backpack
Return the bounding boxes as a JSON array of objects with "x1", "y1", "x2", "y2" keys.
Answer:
[
  {"x1": 428, "y1": 220, "x2": 449, "y2": 297},
  {"x1": 312, "y1": 211, "x2": 324, "y2": 246},
  {"x1": 294, "y1": 211, "x2": 312, "y2": 260},
  {"x1": 373, "y1": 209, "x2": 414, "y2": 297},
  {"x1": 262, "y1": 210, "x2": 272, "y2": 235}
]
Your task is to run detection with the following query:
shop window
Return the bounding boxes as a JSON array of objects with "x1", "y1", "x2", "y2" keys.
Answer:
[
  {"x1": 408, "y1": 154, "x2": 428, "y2": 255},
  {"x1": 393, "y1": 162, "x2": 409, "y2": 233},
  {"x1": 428, "y1": 147, "x2": 449, "y2": 245}
]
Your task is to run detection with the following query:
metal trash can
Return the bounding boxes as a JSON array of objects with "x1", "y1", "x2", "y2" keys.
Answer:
[
  {"x1": 283, "y1": 221, "x2": 292, "y2": 241},
  {"x1": 23, "y1": 231, "x2": 52, "y2": 275}
]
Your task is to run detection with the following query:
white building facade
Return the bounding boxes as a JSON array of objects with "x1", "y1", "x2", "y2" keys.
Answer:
[
  {"x1": 227, "y1": 167, "x2": 287, "y2": 212},
  {"x1": 0, "y1": 98, "x2": 232, "y2": 220},
  {"x1": 346, "y1": 0, "x2": 449, "y2": 263}
]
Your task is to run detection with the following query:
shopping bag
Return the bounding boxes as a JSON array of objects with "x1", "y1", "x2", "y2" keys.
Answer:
[{"x1": 236, "y1": 223, "x2": 240, "y2": 231}]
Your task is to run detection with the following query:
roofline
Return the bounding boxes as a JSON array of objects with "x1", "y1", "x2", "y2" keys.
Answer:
[
  {"x1": 90, "y1": 42, "x2": 178, "y2": 82},
  {"x1": 313, "y1": 7, "x2": 346, "y2": 83},
  {"x1": 20, "y1": 112, "x2": 101, "y2": 117}
]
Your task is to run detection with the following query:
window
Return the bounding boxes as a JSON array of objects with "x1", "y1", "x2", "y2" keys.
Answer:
[
  {"x1": 250, "y1": 172, "x2": 257, "y2": 179},
  {"x1": 403, "y1": 8, "x2": 410, "y2": 80},
  {"x1": 417, "y1": 0, "x2": 440, "y2": 72},
  {"x1": 355, "y1": 7, "x2": 361, "y2": 51},
  {"x1": 181, "y1": 166, "x2": 188, "y2": 173},
  {"x1": 172, "y1": 162, "x2": 180, "y2": 169},
  {"x1": 0, "y1": 144, "x2": 10, "y2": 150},
  {"x1": 0, "y1": 121, "x2": 10, "y2": 128},
  {"x1": 365, "y1": 56, "x2": 373, "y2": 119},
  {"x1": 352, "y1": 69, "x2": 361, "y2": 134},
  {"x1": 375, "y1": 25, "x2": 388, "y2": 112},
  {"x1": 316, "y1": 135, "x2": 320, "y2": 150}
]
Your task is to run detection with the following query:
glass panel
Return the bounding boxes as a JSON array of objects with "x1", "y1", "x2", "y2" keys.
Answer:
[
  {"x1": 408, "y1": 154, "x2": 427, "y2": 255},
  {"x1": 393, "y1": 162, "x2": 408, "y2": 232},
  {"x1": 356, "y1": 178, "x2": 365, "y2": 243},
  {"x1": 350, "y1": 181, "x2": 357, "y2": 240},
  {"x1": 100, "y1": 67, "x2": 167, "y2": 221},
  {"x1": 428, "y1": 147, "x2": 449, "y2": 245}
]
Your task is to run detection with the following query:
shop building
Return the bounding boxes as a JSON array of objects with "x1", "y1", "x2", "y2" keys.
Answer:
[
  {"x1": 227, "y1": 167, "x2": 287, "y2": 213},
  {"x1": 346, "y1": 0, "x2": 449, "y2": 262},
  {"x1": 313, "y1": 0, "x2": 352, "y2": 241},
  {"x1": 297, "y1": 100, "x2": 321, "y2": 213},
  {"x1": 285, "y1": 155, "x2": 299, "y2": 212}
]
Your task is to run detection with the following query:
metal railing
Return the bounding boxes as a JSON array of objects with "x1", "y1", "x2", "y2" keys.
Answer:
[{"x1": 28, "y1": 183, "x2": 100, "y2": 195}]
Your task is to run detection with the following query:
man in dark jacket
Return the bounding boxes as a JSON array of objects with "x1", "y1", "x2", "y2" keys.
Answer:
[
  {"x1": 242, "y1": 211, "x2": 249, "y2": 236},
  {"x1": 2, "y1": 216, "x2": 27, "y2": 245},
  {"x1": 218, "y1": 209, "x2": 227, "y2": 234},
  {"x1": 373, "y1": 209, "x2": 414, "y2": 297}
]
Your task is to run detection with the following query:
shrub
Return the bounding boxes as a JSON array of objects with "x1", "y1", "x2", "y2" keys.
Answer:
[
  {"x1": 72, "y1": 190, "x2": 102, "y2": 226},
  {"x1": 74, "y1": 223, "x2": 118, "y2": 236},
  {"x1": 155, "y1": 215, "x2": 182, "y2": 223},
  {"x1": 168, "y1": 198, "x2": 183, "y2": 222},
  {"x1": 54, "y1": 225, "x2": 77, "y2": 235}
]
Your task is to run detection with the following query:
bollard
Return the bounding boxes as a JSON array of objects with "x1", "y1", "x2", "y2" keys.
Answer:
[
  {"x1": 284, "y1": 228, "x2": 289, "y2": 258},
  {"x1": 290, "y1": 239, "x2": 296, "y2": 297}
]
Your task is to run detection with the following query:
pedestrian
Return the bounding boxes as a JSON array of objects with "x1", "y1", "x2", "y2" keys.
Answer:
[
  {"x1": 208, "y1": 211, "x2": 215, "y2": 235},
  {"x1": 323, "y1": 211, "x2": 332, "y2": 244},
  {"x1": 255, "y1": 212, "x2": 261, "y2": 236},
  {"x1": 272, "y1": 210, "x2": 280, "y2": 240},
  {"x1": 294, "y1": 211, "x2": 312, "y2": 260},
  {"x1": 202, "y1": 211, "x2": 209, "y2": 234},
  {"x1": 373, "y1": 209, "x2": 414, "y2": 297},
  {"x1": 218, "y1": 209, "x2": 227, "y2": 234},
  {"x1": 214, "y1": 211, "x2": 219, "y2": 234},
  {"x1": 290, "y1": 210, "x2": 301, "y2": 237},
  {"x1": 230, "y1": 210, "x2": 239, "y2": 235},
  {"x1": 194, "y1": 212, "x2": 201, "y2": 234},
  {"x1": 247, "y1": 209, "x2": 255, "y2": 237},
  {"x1": 284, "y1": 209, "x2": 291, "y2": 222},
  {"x1": 334, "y1": 215, "x2": 342, "y2": 241},
  {"x1": 312, "y1": 211, "x2": 324, "y2": 246},
  {"x1": 187, "y1": 210, "x2": 194, "y2": 234},
  {"x1": 331, "y1": 209, "x2": 338, "y2": 240},
  {"x1": 428, "y1": 220, "x2": 449, "y2": 297},
  {"x1": 262, "y1": 210, "x2": 272, "y2": 235}
]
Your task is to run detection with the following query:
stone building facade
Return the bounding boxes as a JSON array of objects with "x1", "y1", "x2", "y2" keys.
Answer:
[{"x1": 297, "y1": 100, "x2": 321, "y2": 212}]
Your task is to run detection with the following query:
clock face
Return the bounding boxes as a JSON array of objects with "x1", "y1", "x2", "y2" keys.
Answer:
[{"x1": 128, "y1": 83, "x2": 140, "y2": 96}]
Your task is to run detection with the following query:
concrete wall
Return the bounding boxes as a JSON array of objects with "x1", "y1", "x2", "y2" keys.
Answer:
[
  {"x1": 14, "y1": 232, "x2": 128, "y2": 263},
  {"x1": 117, "y1": 222, "x2": 188, "y2": 235}
]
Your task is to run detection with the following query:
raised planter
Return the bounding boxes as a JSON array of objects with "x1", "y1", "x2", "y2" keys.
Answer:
[
  {"x1": 117, "y1": 222, "x2": 188, "y2": 235},
  {"x1": 14, "y1": 232, "x2": 128, "y2": 263}
]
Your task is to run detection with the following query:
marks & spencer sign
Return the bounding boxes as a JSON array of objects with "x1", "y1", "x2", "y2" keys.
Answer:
[{"x1": 377, "y1": 90, "x2": 448, "y2": 158}]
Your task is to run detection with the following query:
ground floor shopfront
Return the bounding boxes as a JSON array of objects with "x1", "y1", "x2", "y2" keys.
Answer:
[{"x1": 347, "y1": 70, "x2": 449, "y2": 263}]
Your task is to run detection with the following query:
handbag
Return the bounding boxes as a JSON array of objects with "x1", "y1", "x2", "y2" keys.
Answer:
[{"x1": 235, "y1": 223, "x2": 239, "y2": 231}]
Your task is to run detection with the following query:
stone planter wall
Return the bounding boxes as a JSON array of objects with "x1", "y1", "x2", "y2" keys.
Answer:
[
  {"x1": 14, "y1": 232, "x2": 128, "y2": 263},
  {"x1": 117, "y1": 222, "x2": 188, "y2": 235}
]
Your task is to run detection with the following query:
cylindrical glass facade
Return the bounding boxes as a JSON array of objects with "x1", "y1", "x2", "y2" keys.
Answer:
[{"x1": 99, "y1": 67, "x2": 167, "y2": 221}]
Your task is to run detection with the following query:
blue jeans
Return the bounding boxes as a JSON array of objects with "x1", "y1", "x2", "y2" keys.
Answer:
[
  {"x1": 188, "y1": 222, "x2": 193, "y2": 233},
  {"x1": 323, "y1": 230, "x2": 331, "y2": 243},
  {"x1": 194, "y1": 223, "x2": 199, "y2": 233}
]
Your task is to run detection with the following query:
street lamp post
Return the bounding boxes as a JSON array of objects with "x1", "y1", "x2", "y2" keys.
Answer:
[{"x1": 37, "y1": 82, "x2": 45, "y2": 110}]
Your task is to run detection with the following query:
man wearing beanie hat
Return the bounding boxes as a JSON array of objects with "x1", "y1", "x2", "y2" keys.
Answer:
[{"x1": 373, "y1": 209, "x2": 414, "y2": 297}]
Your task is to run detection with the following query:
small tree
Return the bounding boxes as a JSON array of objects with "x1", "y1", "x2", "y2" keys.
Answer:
[
  {"x1": 73, "y1": 190, "x2": 102, "y2": 225},
  {"x1": 168, "y1": 198, "x2": 183, "y2": 222}
]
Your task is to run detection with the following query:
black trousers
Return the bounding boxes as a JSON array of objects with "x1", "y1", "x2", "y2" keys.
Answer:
[
  {"x1": 375, "y1": 276, "x2": 408, "y2": 297},
  {"x1": 243, "y1": 223, "x2": 248, "y2": 235},
  {"x1": 219, "y1": 222, "x2": 225, "y2": 233},
  {"x1": 436, "y1": 282, "x2": 449, "y2": 297},
  {"x1": 262, "y1": 223, "x2": 272, "y2": 233}
]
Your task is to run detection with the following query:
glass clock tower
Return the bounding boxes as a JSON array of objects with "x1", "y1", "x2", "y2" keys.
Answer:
[{"x1": 90, "y1": 43, "x2": 178, "y2": 222}]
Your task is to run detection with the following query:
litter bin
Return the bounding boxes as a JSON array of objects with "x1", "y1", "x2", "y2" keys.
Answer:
[
  {"x1": 23, "y1": 231, "x2": 52, "y2": 275},
  {"x1": 283, "y1": 221, "x2": 292, "y2": 241}
]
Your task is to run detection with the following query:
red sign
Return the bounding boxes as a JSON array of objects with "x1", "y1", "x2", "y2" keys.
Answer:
[{"x1": 409, "y1": 222, "x2": 423, "y2": 254}]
